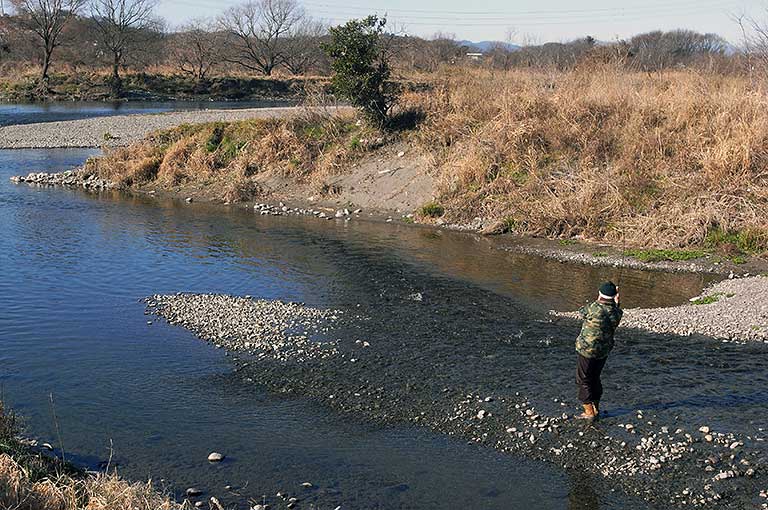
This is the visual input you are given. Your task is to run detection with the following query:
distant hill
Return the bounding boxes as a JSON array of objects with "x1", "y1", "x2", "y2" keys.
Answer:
[{"x1": 458, "y1": 40, "x2": 521, "y2": 52}]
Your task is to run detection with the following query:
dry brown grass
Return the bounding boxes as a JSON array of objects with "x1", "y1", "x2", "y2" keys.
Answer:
[
  {"x1": 0, "y1": 402, "x2": 187, "y2": 510},
  {"x1": 0, "y1": 456, "x2": 188, "y2": 510},
  {"x1": 86, "y1": 107, "x2": 377, "y2": 201},
  {"x1": 406, "y1": 66, "x2": 768, "y2": 250}
]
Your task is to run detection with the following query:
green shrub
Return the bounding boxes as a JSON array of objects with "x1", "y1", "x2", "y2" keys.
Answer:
[
  {"x1": 205, "y1": 125, "x2": 226, "y2": 153},
  {"x1": 323, "y1": 15, "x2": 397, "y2": 126},
  {"x1": 420, "y1": 201, "x2": 445, "y2": 218},
  {"x1": 705, "y1": 227, "x2": 768, "y2": 255}
]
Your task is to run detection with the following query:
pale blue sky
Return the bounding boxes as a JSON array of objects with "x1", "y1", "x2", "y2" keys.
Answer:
[{"x1": 161, "y1": 0, "x2": 767, "y2": 44}]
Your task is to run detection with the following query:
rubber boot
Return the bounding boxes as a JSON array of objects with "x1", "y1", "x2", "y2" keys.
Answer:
[{"x1": 575, "y1": 403, "x2": 597, "y2": 421}]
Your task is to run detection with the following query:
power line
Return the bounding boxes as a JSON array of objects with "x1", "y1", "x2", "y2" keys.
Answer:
[
  {"x1": 302, "y1": 0, "x2": 736, "y2": 16},
  {"x1": 164, "y1": 0, "x2": 738, "y2": 25},
  {"x1": 311, "y1": 3, "x2": 739, "y2": 24}
]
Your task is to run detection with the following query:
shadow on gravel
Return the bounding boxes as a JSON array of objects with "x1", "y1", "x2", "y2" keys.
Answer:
[{"x1": 217, "y1": 237, "x2": 768, "y2": 510}]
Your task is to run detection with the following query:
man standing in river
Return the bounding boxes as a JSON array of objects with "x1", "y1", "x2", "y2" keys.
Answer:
[{"x1": 575, "y1": 281, "x2": 623, "y2": 421}]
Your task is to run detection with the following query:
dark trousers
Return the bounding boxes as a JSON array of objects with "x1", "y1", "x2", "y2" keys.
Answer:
[{"x1": 576, "y1": 354, "x2": 607, "y2": 404}]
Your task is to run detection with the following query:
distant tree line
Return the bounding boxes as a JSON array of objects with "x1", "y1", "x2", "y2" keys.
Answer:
[{"x1": 0, "y1": 0, "x2": 767, "y2": 97}]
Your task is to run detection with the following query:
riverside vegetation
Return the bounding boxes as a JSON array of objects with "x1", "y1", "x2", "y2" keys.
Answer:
[{"x1": 78, "y1": 66, "x2": 768, "y2": 258}]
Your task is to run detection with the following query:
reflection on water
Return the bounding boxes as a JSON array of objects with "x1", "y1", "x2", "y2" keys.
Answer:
[{"x1": 0, "y1": 149, "x2": 700, "y2": 509}]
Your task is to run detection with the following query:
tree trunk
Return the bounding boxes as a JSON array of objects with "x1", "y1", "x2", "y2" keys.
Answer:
[
  {"x1": 41, "y1": 52, "x2": 51, "y2": 84},
  {"x1": 111, "y1": 52, "x2": 122, "y2": 98},
  {"x1": 38, "y1": 50, "x2": 52, "y2": 97}
]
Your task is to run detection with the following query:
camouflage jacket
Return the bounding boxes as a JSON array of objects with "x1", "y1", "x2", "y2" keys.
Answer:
[{"x1": 575, "y1": 300, "x2": 623, "y2": 359}]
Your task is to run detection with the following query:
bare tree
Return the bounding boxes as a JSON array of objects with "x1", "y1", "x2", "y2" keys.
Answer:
[
  {"x1": 10, "y1": 0, "x2": 87, "y2": 84},
  {"x1": 219, "y1": 0, "x2": 304, "y2": 76},
  {"x1": 736, "y1": 12, "x2": 768, "y2": 75},
  {"x1": 172, "y1": 18, "x2": 222, "y2": 81},
  {"x1": 281, "y1": 17, "x2": 325, "y2": 75},
  {"x1": 91, "y1": 0, "x2": 159, "y2": 94},
  {"x1": 424, "y1": 32, "x2": 460, "y2": 70},
  {"x1": 628, "y1": 30, "x2": 726, "y2": 71}
]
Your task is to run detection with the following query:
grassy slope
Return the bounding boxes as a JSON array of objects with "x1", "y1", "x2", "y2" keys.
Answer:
[
  {"x1": 407, "y1": 67, "x2": 768, "y2": 254},
  {"x1": 85, "y1": 107, "x2": 385, "y2": 203},
  {"x1": 85, "y1": 66, "x2": 768, "y2": 258}
]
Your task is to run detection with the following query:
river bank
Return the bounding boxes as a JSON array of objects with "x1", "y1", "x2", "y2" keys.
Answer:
[
  {"x1": 551, "y1": 276, "x2": 768, "y2": 343},
  {"x1": 0, "y1": 106, "x2": 320, "y2": 149},
  {"x1": 4, "y1": 73, "x2": 768, "y2": 272},
  {"x1": 0, "y1": 402, "x2": 187, "y2": 510},
  {"x1": 0, "y1": 73, "x2": 328, "y2": 103}
]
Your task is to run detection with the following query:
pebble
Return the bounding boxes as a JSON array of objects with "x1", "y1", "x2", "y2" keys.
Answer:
[
  {"x1": 186, "y1": 487, "x2": 203, "y2": 497},
  {"x1": 208, "y1": 452, "x2": 225, "y2": 462}
]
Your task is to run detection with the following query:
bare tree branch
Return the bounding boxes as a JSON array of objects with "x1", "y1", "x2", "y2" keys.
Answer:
[
  {"x1": 219, "y1": 0, "x2": 303, "y2": 76},
  {"x1": 172, "y1": 17, "x2": 222, "y2": 81},
  {"x1": 10, "y1": 0, "x2": 87, "y2": 83},
  {"x1": 91, "y1": 0, "x2": 159, "y2": 93}
]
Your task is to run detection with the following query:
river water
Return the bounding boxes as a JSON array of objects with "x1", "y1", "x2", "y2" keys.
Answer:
[{"x1": 0, "y1": 111, "x2": 756, "y2": 509}]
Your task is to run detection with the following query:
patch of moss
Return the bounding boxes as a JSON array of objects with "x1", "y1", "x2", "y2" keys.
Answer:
[
  {"x1": 559, "y1": 239, "x2": 576, "y2": 246},
  {"x1": 691, "y1": 293, "x2": 721, "y2": 305},
  {"x1": 624, "y1": 248, "x2": 708, "y2": 263},
  {"x1": 420, "y1": 201, "x2": 445, "y2": 218}
]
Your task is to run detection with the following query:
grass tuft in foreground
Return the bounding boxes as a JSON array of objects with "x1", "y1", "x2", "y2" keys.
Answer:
[{"x1": 0, "y1": 401, "x2": 187, "y2": 510}]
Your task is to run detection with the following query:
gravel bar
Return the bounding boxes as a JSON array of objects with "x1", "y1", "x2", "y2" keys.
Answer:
[
  {"x1": 145, "y1": 293, "x2": 346, "y2": 362},
  {"x1": 147, "y1": 288, "x2": 768, "y2": 510},
  {"x1": 553, "y1": 276, "x2": 768, "y2": 343},
  {"x1": 0, "y1": 107, "x2": 304, "y2": 149}
]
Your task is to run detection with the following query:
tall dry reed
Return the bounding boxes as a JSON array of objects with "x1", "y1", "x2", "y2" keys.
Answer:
[{"x1": 408, "y1": 66, "x2": 768, "y2": 250}]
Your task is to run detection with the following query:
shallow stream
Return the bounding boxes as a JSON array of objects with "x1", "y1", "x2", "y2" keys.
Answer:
[{"x1": 1, "y1": 145, "x2": 761, "y2": 509}]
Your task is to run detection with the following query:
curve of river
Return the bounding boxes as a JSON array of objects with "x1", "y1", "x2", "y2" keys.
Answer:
[{"x1": 2, "y1": 143, "x2": 762, "y2": 509}]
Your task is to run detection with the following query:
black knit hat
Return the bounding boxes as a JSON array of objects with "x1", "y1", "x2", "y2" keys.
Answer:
[{"x1": 599, "y1": 281, "x2": 617, "y2": 297}]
